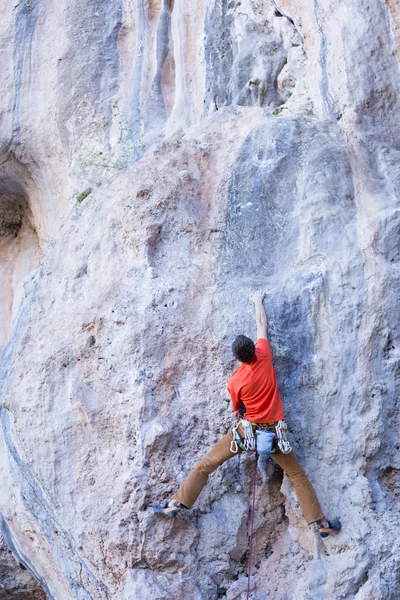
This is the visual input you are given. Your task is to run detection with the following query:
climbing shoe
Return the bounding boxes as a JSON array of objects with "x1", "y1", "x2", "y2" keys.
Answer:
[
  {"x1": 319, "y1": 518, "x2": 342, "y2": 538},
  {"x1": 153, "y1": 499, "x2": 182, "y2": 518}
]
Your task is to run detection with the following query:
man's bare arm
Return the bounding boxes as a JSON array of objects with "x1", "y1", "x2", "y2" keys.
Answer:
[{"x1": 249, "y1": 291, "x2": 267, "y2": 340}]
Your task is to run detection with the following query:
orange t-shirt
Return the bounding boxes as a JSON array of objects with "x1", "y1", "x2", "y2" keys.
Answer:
[{"x1": 227, "y1": 338, "x2": 284, "y2": 423}]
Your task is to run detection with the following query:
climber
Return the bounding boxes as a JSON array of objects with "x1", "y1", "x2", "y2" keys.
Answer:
[{"x1": 154, "y1": 292, "x2": 341, "y2": 538}]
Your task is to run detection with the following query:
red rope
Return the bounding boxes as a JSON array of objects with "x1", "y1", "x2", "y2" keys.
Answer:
[{"x1": 247, "y1": 454, "x2": 258, "y2": 600}]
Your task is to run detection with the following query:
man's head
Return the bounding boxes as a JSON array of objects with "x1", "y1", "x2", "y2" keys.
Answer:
[{"x1": 232, "y1": 335, "x2": 256, "y2": 363}]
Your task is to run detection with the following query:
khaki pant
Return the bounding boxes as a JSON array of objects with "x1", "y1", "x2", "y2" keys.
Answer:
[{"x1": 173, "y1": 425, "x2": 324, "y2": 525}]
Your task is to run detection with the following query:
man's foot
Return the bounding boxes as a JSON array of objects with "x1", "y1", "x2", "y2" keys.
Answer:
[
  {"x1": 153, "y1": 499, "x2": 182, "y2": 518},
  {"x1": 317, "y1": 517, "x2": 342, "y2": 538}
]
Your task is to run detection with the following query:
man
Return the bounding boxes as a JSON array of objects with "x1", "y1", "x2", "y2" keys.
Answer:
[{"x1": 156, "y1": 292, "x2": 340, "y2": 537}]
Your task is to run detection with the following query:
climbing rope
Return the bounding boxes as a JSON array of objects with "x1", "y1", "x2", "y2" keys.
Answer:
[{"x1": 247, "y1": 453, "x2": 258, "y2": 600}]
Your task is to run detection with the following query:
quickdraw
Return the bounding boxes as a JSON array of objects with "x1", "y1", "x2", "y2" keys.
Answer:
[
  {"x1": 230, "y1": 419, "x2": 255, "y2": 453},
  {"x1": 229, "y1": 420, "x2": 248, "y2": 453},
  {"x1": 275, "y1": 420, "x2": 292, "y2": 454}
]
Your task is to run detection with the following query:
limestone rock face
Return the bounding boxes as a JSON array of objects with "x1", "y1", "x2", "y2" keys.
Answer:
[
  {"x1": 0, "y1": 1, "x2": 399, "y2": 599},
  {"x1": 0, "y1": 533, "x2": 46, "y2": 599}
]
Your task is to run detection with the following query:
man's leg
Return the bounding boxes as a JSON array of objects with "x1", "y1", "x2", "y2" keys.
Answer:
[
  {"x1": 173, "y1": 429, "x2": 241, "y2": 509},
  {"x1": 271, "y1": 449, "x2": 324, "y2": 525}
]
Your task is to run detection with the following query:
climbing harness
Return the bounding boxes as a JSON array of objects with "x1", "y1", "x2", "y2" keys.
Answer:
[
  {"x1": 275, "y1": 420, "x2": 292, "y2": 454},
  {"x1": 231, "y1": 418, "x2": 288, "y2": 455}
]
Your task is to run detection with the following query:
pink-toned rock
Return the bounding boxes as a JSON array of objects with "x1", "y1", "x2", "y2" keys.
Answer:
[{"x1": 0, "y1": 1, "x2": 399, "y2": 599}]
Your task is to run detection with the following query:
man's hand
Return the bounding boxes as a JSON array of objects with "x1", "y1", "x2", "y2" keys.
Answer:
[
  {"x1": 234, "y1": 410, "x2": 240, "y2": 420},
  {"x1": 250, "y1": 291, "x2": 268, "y2": 339},
  {"x1": 249, "y1": 291, "x2": 265, "y2": 304}
]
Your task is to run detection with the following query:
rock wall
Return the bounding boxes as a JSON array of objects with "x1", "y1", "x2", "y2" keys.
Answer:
[
  {"x1": 0, "y1": 532, "x2": 46, "y2": 599},
  {"x1": 0, "y1": 1, "x2": 399, "y2": 599}
]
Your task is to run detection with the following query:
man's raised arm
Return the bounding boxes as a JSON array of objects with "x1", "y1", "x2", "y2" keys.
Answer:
[{"x1": 249, "y1": 292, "x2": 267, "y2": 340}]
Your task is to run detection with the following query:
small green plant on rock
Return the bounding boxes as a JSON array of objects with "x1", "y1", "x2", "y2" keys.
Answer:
[
  {"x1": 272, "y1": 106, "x2": 287, "y2": 116},
  {"x1": 73, "y1": 188, "x2": 92, "y2": 204}
]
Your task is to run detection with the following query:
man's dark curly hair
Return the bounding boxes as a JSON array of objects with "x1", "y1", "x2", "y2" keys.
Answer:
[{"x1": 232, "y1": 335, "x2": 256, "y2": 363}]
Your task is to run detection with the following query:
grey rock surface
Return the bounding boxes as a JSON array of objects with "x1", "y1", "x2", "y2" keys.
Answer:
[
  {"x1": 0, "y1": 532, "x2": 46, "y2": 599},
  {"x1": 0, "y1": 0, "x2": 399, "y2": 599}
]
